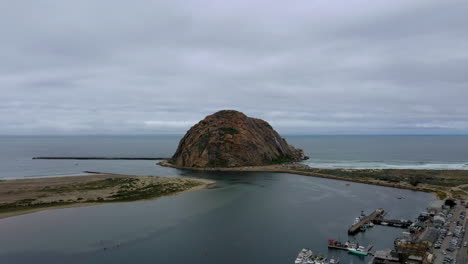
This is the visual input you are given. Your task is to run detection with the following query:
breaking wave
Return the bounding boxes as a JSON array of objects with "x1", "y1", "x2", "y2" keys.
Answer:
[{"x1": 302, "y1": 160, "x2": 468, "y2": 170}]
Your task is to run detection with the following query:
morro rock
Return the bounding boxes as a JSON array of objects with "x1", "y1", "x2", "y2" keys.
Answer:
[{"x1": 170, "y1": 110, "x2": 307, "y2": 168}]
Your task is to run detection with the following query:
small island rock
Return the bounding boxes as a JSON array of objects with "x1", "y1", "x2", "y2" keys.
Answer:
[{"x1": 170, "y1": 110, "x2": 307, "y2": 168}]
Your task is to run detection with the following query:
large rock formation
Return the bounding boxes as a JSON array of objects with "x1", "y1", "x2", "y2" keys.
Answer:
[{"x1": 170, "y1": 110, "x2": 307, "y2": 168}]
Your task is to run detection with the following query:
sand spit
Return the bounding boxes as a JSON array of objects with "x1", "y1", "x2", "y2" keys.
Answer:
[{"x1": 0, "y1": 173, "x2": 215, "y2": 219}]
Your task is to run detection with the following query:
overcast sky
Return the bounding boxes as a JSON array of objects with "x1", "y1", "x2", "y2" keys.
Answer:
[{"x1": 1, "y1": 0, "x2": 467, "y2": 135}]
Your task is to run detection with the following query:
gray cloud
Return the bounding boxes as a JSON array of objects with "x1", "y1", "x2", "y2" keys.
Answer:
[{"x1": 1, "y1": 0, "x2": 467, "y2": 135}]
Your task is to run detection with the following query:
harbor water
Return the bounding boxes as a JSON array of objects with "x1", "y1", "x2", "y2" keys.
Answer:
[{"x1": 0, "y1": 135, "x2": 460, "y2": 263}]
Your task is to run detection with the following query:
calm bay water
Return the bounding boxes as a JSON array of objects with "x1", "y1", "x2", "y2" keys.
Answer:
[{"x1": 1, "y1": 135, "x2": 465, "y2": 263}]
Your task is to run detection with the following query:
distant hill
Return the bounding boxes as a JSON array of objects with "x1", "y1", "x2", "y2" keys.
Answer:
[{"x1": 170, "y1": 110, "x2": 307, "y2": 168}]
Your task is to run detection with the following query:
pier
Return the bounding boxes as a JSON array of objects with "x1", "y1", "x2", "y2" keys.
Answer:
[
  {"x1": 372, "y1": 218, "x2": 412, "y2": 228},
  {"x1": 348, "y1": 208, "x2": 413, "y2": 235},
  {"x1": 32, "y1": 157, "x2": 169, "y2": 160},
  {"x1": 348, "y1": 208, "x2": 385, "y2": 235}
]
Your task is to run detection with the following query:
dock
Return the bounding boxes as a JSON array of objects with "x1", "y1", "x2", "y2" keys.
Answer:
[
  {"x1": 327, "y1": 240, "x2": 374, "y2": 256},
  {"x1": 348, "y1": 208, "x2": 385, "y2": 235},
  {"x1": 372, "y1": 218, "x2": 412, "y2": 228}
]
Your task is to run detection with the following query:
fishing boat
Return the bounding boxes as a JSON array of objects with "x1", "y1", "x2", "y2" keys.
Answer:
[
  {"x1": 347, "y1": 246, "x2": 368, "y2": 256},
  {"x1": 328, "y1": 239, "x2": 356, "y2": 250},
  {"x1": 327, "y1": 239, "x2": 351, "y2": 250}
]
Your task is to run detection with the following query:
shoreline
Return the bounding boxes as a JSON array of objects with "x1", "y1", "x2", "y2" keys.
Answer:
[
  {"x1": 0, "y1": 173, "x2": 215, "y2": 219},
  {"x1": 159, "y1": 160, "x2": 468, "y2": 201}
]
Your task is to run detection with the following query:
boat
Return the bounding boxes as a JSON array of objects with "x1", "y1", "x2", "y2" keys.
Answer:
[
  {"x1": 381, "y1": 222, "x2": 388, "y2": 226},
  {"x1": 347, "y1": 246, "x2": 369, "y2": 256},
  {"x1": 328, "y1": 239, "x2": 352, "y2": 250},
  {"x1": 295, "y1": 248, "x2": 312, "y2": 264},
  {"x1": 353, "y1": 217, "x2": 360, "y2": 225},
  {"x1": 294, "y1": 248, "x2": 340, "y2": 264}
]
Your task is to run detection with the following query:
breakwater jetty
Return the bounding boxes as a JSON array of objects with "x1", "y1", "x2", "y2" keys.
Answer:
[{"x1": 32, "y1": 157, "x2": 169, "y2": 160}]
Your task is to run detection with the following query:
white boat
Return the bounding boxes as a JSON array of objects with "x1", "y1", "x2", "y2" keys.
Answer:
[
  {"x1": 295, "y1": 248, "x2": 313, "y2": 264},
  {"x1": 348, "y1": 246, "x2": 368, "y2": 256},
  {"x1": 294, "y1": 249, "x2": 340, "y2": 264}
]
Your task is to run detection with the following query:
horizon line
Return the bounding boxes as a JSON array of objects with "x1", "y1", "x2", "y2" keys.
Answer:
[{"x1": 1, "y1": 133, "x2": 468, "y2": 137}]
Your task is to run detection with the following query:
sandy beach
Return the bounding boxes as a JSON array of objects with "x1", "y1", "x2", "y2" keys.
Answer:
[{"x1": 0, "y1": 173, "x2": 215, "y2": 219}]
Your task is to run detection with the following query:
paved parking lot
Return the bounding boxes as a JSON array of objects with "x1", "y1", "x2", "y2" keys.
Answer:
[
  {"x1": 455, "y1": 214, "x2": 467, "y2": 264},
  {"x1": 432, "y1": 203, "x2": 467, "y2": 264}
]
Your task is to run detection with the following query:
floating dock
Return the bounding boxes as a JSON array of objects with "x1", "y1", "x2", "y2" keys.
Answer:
[{"x1": 348, "y1": 208, "x2": 385, "y2": 235}]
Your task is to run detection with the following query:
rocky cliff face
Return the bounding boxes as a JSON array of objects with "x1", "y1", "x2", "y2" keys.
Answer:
[{"x1": 170, "y1": 110, "x2": 307, "y2": 168}]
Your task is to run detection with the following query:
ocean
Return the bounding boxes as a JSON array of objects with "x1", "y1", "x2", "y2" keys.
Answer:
[
  {"x1": 1, "y1": 135, "x2": 468, "y2": 179},
  {"x1": 1, "y1": 135, "x2": 465, "y2": 264}
]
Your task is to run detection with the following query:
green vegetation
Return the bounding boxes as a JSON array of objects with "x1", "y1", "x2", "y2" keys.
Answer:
[
  {"x1": 271, "y1": 155, "x2": 294, "y2": 164},
  {"x1": 207, "y1": 158, "x2": 229, "y2": 167},
  {"x1": 0, "y1": 200, "x2": 72, "y2": 213},
  {"x1": 110, "y1": 180, "x2": 200, "y2": 201},
  {"x1": 436, "y1": 191, "x2": 447, "y2": 200},
  {"x1": 297, "y1": 168, "x2": 468, "y2": 187},
  {"x1": 219, "y1": 127, "x2": 239, "y2": 135},
  {"x1": 0, "y1": 177, "x2": 206, "y2": 215},
  {"x1": 197, "y1": 131, "x2": 212, "y2": 153},
  {"x1": 408, "y1": 175, "x2": 421, "y2": 186},
  {"x1": 40, "y1": 178, "x2": 139, "y2": 193},
  {"x1": 451, "y1": 190, "x2": 467, "y2": 198}
]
